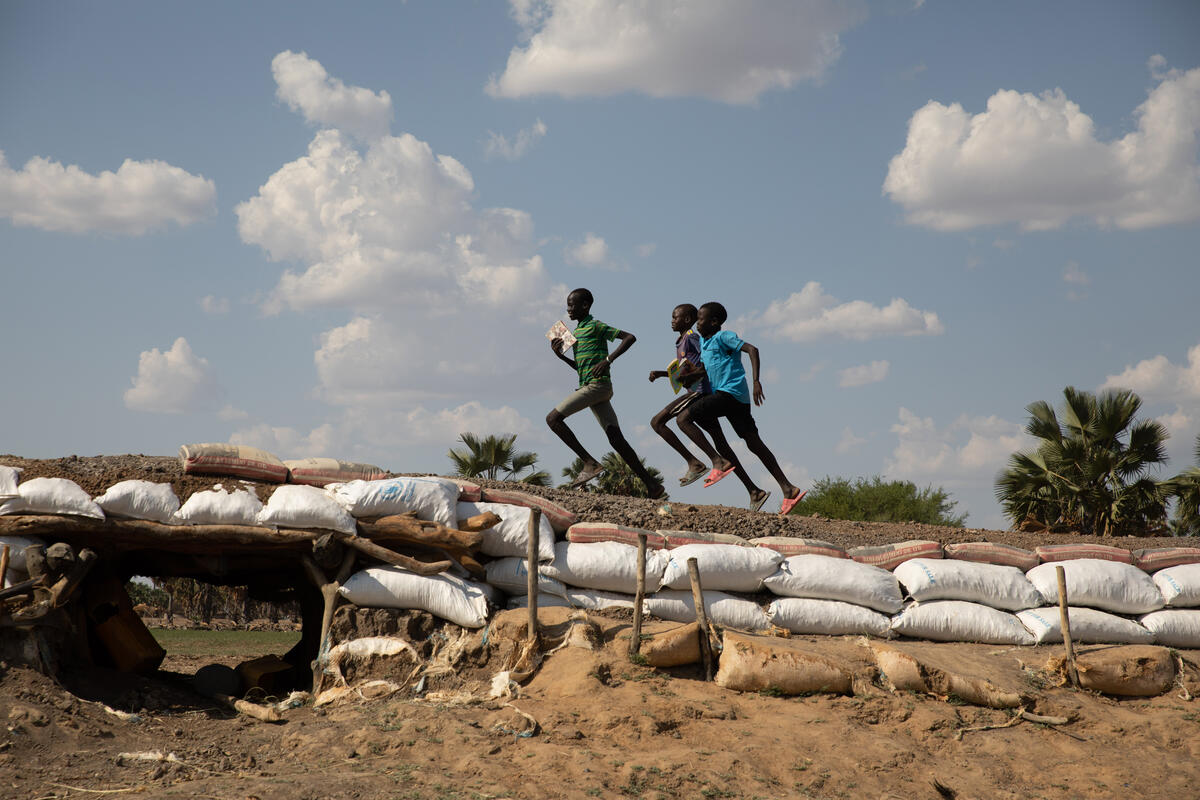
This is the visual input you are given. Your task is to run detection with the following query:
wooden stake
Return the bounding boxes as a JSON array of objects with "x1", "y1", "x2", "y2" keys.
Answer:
[
  {"x1": 687, "y1": 557, "x2": 713, "y2": 681},
  {"x1": 630, "y1": 533, "x2": 647, "y2": 657},
  {"x1": 0, "y1": 544, "x2": 9, "y2": 587},
  {"x1": 526, "y1": 508, "x2": 541, "y2": 643},
  {"x1": 301, "y1": 550, "x2": 357, "y2": 695},
  {"x1": 1056, "y1": 565, "x2": 1080, "y2": 688}
]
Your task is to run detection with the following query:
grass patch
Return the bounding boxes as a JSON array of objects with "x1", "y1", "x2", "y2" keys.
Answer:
[{"x1": 151, "y1": 628, "x2": 301, "y2": 657}]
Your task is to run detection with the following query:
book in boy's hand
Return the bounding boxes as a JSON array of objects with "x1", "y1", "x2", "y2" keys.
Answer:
[
  {"x1": 546, "y1": 320, "x2": 577, "y2": 349},
  {"x1": 666, "y1": 358, "x2": 684, "y2": 394}
]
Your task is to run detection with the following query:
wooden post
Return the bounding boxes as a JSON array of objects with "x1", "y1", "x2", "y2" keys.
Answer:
[
  {"x1": 526, "y1": 508, "x2": 541, "y2": 643},
  {"x1": 630, "y1": 533, "x2": 647, "y2": 657},
  {"x1": 1055, "y1": 565, "x2": 1080, "y2": 688},
  {"x1": 687, "y1": 557, "x2": 713, "y2": 681},
  {"x1": 0, "y1": 544, "x2": 10, "y2": 587}
]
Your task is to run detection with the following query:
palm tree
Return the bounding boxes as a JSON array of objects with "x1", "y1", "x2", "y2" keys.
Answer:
[
  {"x1": 560, "y1": 452, "x2": 664, "y2": 498},
  {"x1": 448, "y1": 433, "x2": 550, "y2": 486},
  {"x1": 995, "y1": 387, "x2": 1171, "y2": 536},
  {"x1": 1167, "y1": 434, "x2": 1200, "y2": 536}
]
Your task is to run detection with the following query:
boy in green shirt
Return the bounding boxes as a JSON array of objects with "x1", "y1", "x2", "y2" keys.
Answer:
[{"x1": 548, "y1": 288, "x2": 666, "y2": 499}]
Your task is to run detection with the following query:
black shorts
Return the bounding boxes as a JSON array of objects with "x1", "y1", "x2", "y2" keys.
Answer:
[{"x1": 686, "y1": 391, "x2": 758, "y2": 439}]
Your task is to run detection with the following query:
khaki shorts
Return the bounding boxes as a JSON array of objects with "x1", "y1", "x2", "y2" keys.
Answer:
[{"x1": 556, "y1": 382, "x2": 619, "y2": 429}]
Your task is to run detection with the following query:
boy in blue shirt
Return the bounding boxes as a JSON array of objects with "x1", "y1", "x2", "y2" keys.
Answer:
[
  {"x1": 676, "y1": 301, "x2": 806, "y2": 514},
  {"x1": 548, "y1": 288, "x2": 666, "y2": 499}
]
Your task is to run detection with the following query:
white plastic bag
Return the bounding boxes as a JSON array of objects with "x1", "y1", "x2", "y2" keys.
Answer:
[
  {"x1": 1, "y1": 535, "x2": 43, "y2": 588},
  {"x1": 1139, "y1": 609, "x2": 1200, "y2": 648},
  {"x1": 645, "y1": 590, "x2": 771, "y2": 631},
  {"x1": 258, "y1": 485, "x2": 358, "y2": 533},
  {"x1": 175, "y1": 485, "x2": 263, "y2": 526},
  {"x1": 1153, "y1": 563, "x2": 1200, "y2": 608},
  {"x1": 93, "y1": 480, "x2": 180, "y2": 524},
  {"x1": 1026, "y1": 559, "x2": 1164, "y2": 614},
  {"x1": 484, "y1": 557, "x2": 569, "y2": 597},
  {"x1": 891, "y1": 600, "x2": 1035, "y2": 645},
  {"x1": 0, "y1": 465, "x2": 21, "y2": 499},
  {"x1": 0, "y1": 477, "x2": 105, "y2": 520},
  {"x1": 328, "y1": 478, "x2": 458, "y2": 528},
  {"x1": 768, "y1": 598, "x2": 891, "y2": 638},
  {"x1": 894, "y1": 558, "x2": 1043, "y2": 611},
  {"x1": 339, "y1": 566, "x2": 491, "y2": 628},
  {"x1": 541, "y1": 541, "x2": 669, "y2": 594},
  {"x1": 1016, "y1": 606, "x2": 1154, "y2": 645},
  {"x1": 763, "y1": 554, "x2": 903, "y2": 614},
  {"x1": 457, "y1": 501, "x2": 555, "y2": 561},
  {"x1": 660, "y1": 543, "x2": 783, "y2": 592}
]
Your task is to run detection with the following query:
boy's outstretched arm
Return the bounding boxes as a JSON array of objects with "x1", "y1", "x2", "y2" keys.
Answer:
[
  {"x1": 740, "y1": 342, "x2": 765, "y2": 406},
  {"x1": 551, "y1": 337, "x2": 577, "y2": 370},
  {"x1": 590, "y1": 330, "x2": 636, "y2": 380}
]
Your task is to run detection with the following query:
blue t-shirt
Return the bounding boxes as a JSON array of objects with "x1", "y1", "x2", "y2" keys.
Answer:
[{"x1": 699, "y1": 329, "x2": 751, "y2": 404}]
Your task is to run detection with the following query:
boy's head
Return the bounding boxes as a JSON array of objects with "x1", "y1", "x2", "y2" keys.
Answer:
[
  {"x1": 696, "y1": 301, "x2": 727, "y2": 336},
  {"x1": 566, "y1": 288, "x2": 594, "y2": 320},
  {"x1": 670, "y1": 303, "x2": 698, "y2": 332}
]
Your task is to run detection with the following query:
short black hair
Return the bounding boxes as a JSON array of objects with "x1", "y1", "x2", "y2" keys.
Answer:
[
  {"x1": 569, "y1": 288, "x2": 594, "y2": 305},
  {"x1": 699, "y1": 301, "x2": 727, "y2": 325},
  {"x1": 674, "y1": 303, "x2": 698, "y2": 320}
]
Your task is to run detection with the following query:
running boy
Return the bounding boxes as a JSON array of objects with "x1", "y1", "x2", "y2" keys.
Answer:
[
  {"x1": 548, "y1": 288, "x2": 666, "y2": 499},
  {"x1": 675, "y1": 301, "x2": 806, "y2": 514}
]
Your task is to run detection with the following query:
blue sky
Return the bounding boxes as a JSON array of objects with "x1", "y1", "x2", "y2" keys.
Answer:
[{"x1": 3, "y1": 0, "x2": 1199, "y2": 528}]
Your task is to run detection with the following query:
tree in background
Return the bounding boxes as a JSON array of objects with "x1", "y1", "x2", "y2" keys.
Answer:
[
  {"x1": 785, "y1": 475, "x2": 965, "y2": 526},
  {"x1": 448, "y1": 433, "x2": 550, "y2": 486},
  {"x1": 560, "y1": 452, "x2": 665, "y2": 498},
  {"x1": 1167, "y1": 433, "x2": 1200, "y2": 536},
  {"x1": 995, "y1": 386, "x2": 1170, "y2": 536}
]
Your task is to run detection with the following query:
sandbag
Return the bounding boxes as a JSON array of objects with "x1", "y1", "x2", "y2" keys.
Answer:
[
  {"x1": 1154, "y1": 563, "x2": 1200, "y2": 607},
  {"x1": 659, "y1": 529, "x2": 749, "y2": 548},
  {"x1": 0, "y1": 465, "x2": 21, "y2": 499},
  {"x1": 93, "y1": 480, "x2": 180, "y2": 524},
  {"x1": 1016, "y1": 607, "x2": 1154, "y2": 645},
  {"x1": 339, "y1": 566, "x2": 491, "y2": 628},
  {"x1": 258, "y1": 485, "x2": 358, "y2": 533},
  {"x1": 848, "y1": 540, "x2": 942, "y2": 570},
  {"x1": 891, "y1": 600, "x2": 1035, "y2": 645},
  {"x1": 763, "y1": 554, "x2": 903, "y2": 614},
  {"x1": 1073, "y1": 645, "x2": 1176, "y2": 697},
  {"x1": 943, "y1": 541, "x2": 1039, "y2": 571},
  {"x1": 645, "y1": 590, "x2": 771, "y2": 631},
  {"x1": 284, "y1": 457, "x2": 387, "y2": 487},
  {"x1": 1137, "y1": 548, "x2": 1200, "y2": 574},
  {"x1": 542, "y1": 541, "x2": 669, "y2": 594},
  {"x1": 750, "y1": 536, "x2": 847, "y2": 559},
  {"x1": 478, "y1": 488, "x2": 577, "y2": 533},
  {"x1": 328, "y1": 477, "x2": 458, "y2": 528},
  {"x1": 1026, "y1": 559, "x2": 1163, "y2": 614},
  {"x1": 175, "y1": 485, "x2": 263, "y2": 526},
  {"x1": 639, "y1": 623, "x2": 702, "y2": 667},
  {"x1": 446, "y1": 478, "x2": 482, "y2": 502},
  {"x1": 457, "y1": 501, "x2": 555, "y2": 561},
  {"x1": 179, "y1": 443, "x2": 288, "y2": 483},
  {"x1": 566, "y1": 521, "x2": 665, "y2": 549},
  {"x1": 0, "y1": 477, "x2": 105, "y2": 520},
  {"x1": 871, "y1": 643, "x2": 1023, "y2": 708},
  {"x1": 484, "y1": 557, "x2": 569, "y2": 598},
  {"x1": 659, "y1": 543, "x2": 782, "y2": 592},
  {"x1": 768, "y1": 598, "x2": 891, "y2": 638},
  {"x1": 1035, "y1": 543, "x2": 1132, "y2": 564},
  {"x1": 507, "y1": 588, "x2": 634, "y2": 612},
  {"x1": 894, "y1": 558, "x2": 1043, "y2": 611},
  {"x1": 715, "y1": 630, "x2": 853, "y2": 695},
  {"x1": 1139, "y1": 609, "x2": 1200, "y2": 648},
  {"x1": 1, "y1": 535, "x2": 43, "y2": 588}
]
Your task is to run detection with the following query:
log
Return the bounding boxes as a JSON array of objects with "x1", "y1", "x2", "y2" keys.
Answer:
[
  {"x1": 331, "y1": 532, "x2": 452, "y2": 576},
  {"x1": 0, "y1": 515, "x2": 320, "y2": 552},
  {"x1": 302, "y1": 551, "x2": 358, "y2": 696},
  {"x1": 630, "y1": 533, "x2": 647, "y2": 657},
  {"x1": 360, "y1": 515, "x2": 484, "y2": 550},
  {"x1": 687, "y1": 558, "x2": 714, "y2": 681},
  {"x1": 458, "y1": 512, "x2": 502, "y2": 533}
]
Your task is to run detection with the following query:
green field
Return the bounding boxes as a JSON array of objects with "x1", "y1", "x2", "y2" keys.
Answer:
[{"x1": 150, "y1": 628, "x2": 301, "y2": 657}]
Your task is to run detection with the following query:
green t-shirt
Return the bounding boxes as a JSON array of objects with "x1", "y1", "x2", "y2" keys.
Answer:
[{"x1": 572, "y1": 315, "x2": 620, "y2": 386}]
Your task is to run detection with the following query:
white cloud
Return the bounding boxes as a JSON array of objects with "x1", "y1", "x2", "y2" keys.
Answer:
[
  {"x1": 200, "y1": 295, "x2": 230, "y2": 315},
  {"x1": 272, "y1": 50, "x2": 392, "y2": 141},
  {"x1": 1100, "y1": 343, "x2": 1200, "y2": 403},
  {"x1": 884, "y1": 64, "x2": 1200, "y2": 231},
  {"x1": 835, "y1": 426, "x2": 867, "y2": 454},
  {"x1": 1063, "y1": 261, "x2": 1090, "y2": 285},
  {"x1": 218, "y1": 405, "x2": 248, "y2": 421},
  {"x1": 739, "y1": 281, "x2": 943, "y2": 342},
  {"x1": 838, "y1": 360, "x2": 889, "y2": 388},
  {"x1": 635, "y1": 242, "x2": 657, "y2": 258},
  {"x1": 485, "y1": 118, "x2": 548, "y2": 160},
  {"x1": 564, "y1": 232, "x2": 611, "y2": 267},
  {"x1": 229, "y1": 422, "x2": 336, "y2": 459},
  {"x1": 124, "y1": 337, "x2": 222, "y2": 414},
  {"x1": 0, "y1": 150, "x2": 214, "y2": 235},
  {"x1": 887, "y1": 408, "x2": 1028, "y2": 479},
  {"x1": 488, "y1": 0, "x2": 867, "y2": 104}
]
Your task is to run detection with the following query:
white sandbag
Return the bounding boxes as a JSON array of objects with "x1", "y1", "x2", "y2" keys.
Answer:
[
  {"x1": 541, "y1": 541, "x2": 669, "y2": 594},
  {"x1": 1153, "y1": 563, "x2": 1200, "y2": 608},
  {"x1": 1, "y1": 535, "x2": 43, "y2": 588},
  {"x1": 93, "y1": 480, "x2": 180, "y2": 524},
  {"x1": 507, "y1": 593, "x2": 572, "y2": 610},
  {"x1": 507, "y1": 588, "x2": 634, "y2": 612},
  {"x1": 338, "y1": 566, "x2": 491, "y2": 628},
  {"x1": 327, "y1": 478, "x2": 458, "y2": 528},
  {"x1": 1016, "y1": 607, "x2": 1154, "y2": 645},
  {"x1": 894, "y1": 558, "x2": 1043, "y2": 611},
  {"x1": 258, "y1": 485, "x2": 358, "y2": 533},
  {"x1": 0, "y1": 477, "x2": 104, "y2": 520},
  {"x1": 768, "y1": 598, "x2": 892, "y2": 638},
  {"x1": 645, "y1": 590, "x2": 771, "y2": 631},
  {"x1": 484, "y1": 557, "x2": 569, "y2": 597},
  {"x1": 659, "y1": 543, "x2": 783, "y2": 592},
  {"x1": 1139, "y1": 609, "x2": 1200, "y2": 648},
  {"x1": 891, "y1": 600, "x2": 1035, "y2": 645},
  {"x1": 0, "y1": 465, "x2": 21, "y2": 499},
  {"x1": 175, "y1": 485, "x2": 263, "y2": 526},
  {"x1": 1026, "y1": 559, "x2": 1164, "y2": 614},
  {"x1": 457, "y1": 501, "x2": 555, "y2": 561},
  {"x1": 763, "y1": 554, "x2": 903, "y2": 614}
]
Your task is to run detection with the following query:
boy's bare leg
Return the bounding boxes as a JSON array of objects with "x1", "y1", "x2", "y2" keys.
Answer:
[
  {"x1": 650, "y1": 402, "x2": 706, "y2": 474},
  {"x1": 694, "y1": 417, "x2": 768, "y2": 504},
  {"x1": 604, "y1": 424, "x2": 666, "y2": 499},
  {"x1": 742, "y1": 430, "x2": 802, "y2": 500},
  {"x1": 675, "y1": 407, "x2": 728, "y2": 468},
  {"x1": 546, "y1": 409, "x2": 602, "y2": 474}
]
